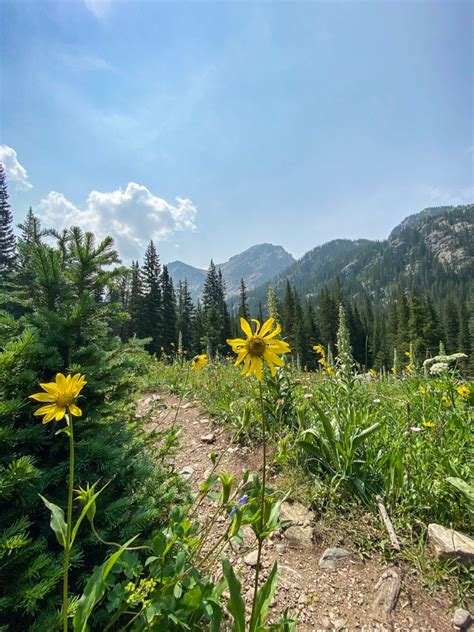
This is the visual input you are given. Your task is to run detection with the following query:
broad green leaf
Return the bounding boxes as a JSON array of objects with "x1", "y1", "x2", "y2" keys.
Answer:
[
  {"x1": 39, "y1": 494, "x2": 67, "y2": 548},
  {"x1": 447, "y1": 477, "x2": 474, "y2": 512},
  {"x1": 353, "y1": 422, "x2": 381, "y2": 449},
  {"x1": 73, "y1": 535, "x2": 138, "y2": 632},
  {"x1": 222, "y1": 557, "x2": 246, "y2": 632},
  {"x1": 250, "y1": 561, "x2": 278, "y2": 632}
]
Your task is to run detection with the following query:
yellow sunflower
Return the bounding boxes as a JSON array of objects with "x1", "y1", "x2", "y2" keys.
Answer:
[
  {"x1": 456, "y1": 385, "x2": 470, "y2": 398},
  {"x1": 313, "y1": 344, "x2": 326, "y2": 358},
  {"x1": 227, "y1": 317, "x2": 290, "y2": 380},
  {"x1": 30, "y1": 372, "x2": 86, "y2": 424},
  {"x1": 191, "y1": 354, "x2": 207, "y2": 371}
]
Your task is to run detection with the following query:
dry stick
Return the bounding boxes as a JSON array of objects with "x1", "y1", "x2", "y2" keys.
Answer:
[{"x1": 375, "y1": 495, "x2": 401, "y2": 552}]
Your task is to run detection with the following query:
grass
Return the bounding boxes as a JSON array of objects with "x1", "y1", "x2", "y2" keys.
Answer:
[{"x1": 147, "y1": 358, "x2": 473, "y2": 603}]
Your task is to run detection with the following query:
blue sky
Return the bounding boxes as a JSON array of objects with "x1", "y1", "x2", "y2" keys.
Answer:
[{"x1": 1, "y1": 0, "x2": 472, "y2": 268}]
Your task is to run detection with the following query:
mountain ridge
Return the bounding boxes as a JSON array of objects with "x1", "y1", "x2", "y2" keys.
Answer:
[{"x1": 168, "y1": 243, "x2": 295, "y2": 301}]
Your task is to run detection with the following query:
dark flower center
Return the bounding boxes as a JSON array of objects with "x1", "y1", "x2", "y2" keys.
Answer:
[{"x1": 248, "y1": 337, "x2": 266, "y2": 357}]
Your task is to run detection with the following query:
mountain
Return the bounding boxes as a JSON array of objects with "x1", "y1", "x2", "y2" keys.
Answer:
[
  {"x1": 168, "y1": 243, "x2": 295, "y2": 302},
  {"x1": 166, "y1": 261, "x2": 207, "y2": 302},
  {"x1": 247, "y1": 204, "x2": 473, "y2": 308}
]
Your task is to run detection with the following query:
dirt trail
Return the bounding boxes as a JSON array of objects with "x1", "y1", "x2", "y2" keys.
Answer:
[{"x1": 142, "y1": 393, "x2": 454, "y2": 632}]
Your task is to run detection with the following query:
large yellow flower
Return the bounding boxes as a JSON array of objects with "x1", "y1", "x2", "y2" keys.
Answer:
[
  {"x1": 30, "y1": 373, "x2": 86, "y2": 424},
  {"x1": 191, "y1": 354, "x2": 207, "y2": 371},
  {"x1": 456, "y1": 385, "x2": 470, "y2": 398},
  {"x1": 227, "y1": 317, "x2": 290, "y2": 380}
]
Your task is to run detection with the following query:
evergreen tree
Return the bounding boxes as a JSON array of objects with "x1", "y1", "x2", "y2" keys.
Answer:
[
  {"x1": 128, "y1": 261, "x2": 143, "y2": 338},
  {"x1": 422, "y1": 294, "x2": 442, "y2": 358},
  {"x1": 0, "y1": 163, "x2": 17, "y2": 278},
  {"x1": 177, "y1": 280, "x2": 194, "y2": 354},
  {"x1": 443, "y1": 295, "x2": 460, "y2": 353},
  {"x1": 238, "y1": 277, "x2": 249, "y2": 320},
  {"x1": 408, "y1": 291, "x2": 425, "y2": 359},
  {"x1": 316, "y1": 286, "x2": 337, "y2": 349},
  {"x1": 161, "y1": 265, "x2": 177, "y2": 354},
  {"x1": 141, "y1": 240, "x2": 162, "y2": 354},
  {"x1": 202, "y1": 261, "x2": 229, "y2": 356}
]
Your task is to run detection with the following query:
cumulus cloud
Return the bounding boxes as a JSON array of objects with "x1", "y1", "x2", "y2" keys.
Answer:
[
  {"x1": 0, "y1": 145, "x2": 32, "y2": 189},
  {"x1": 36, "y1": 182, "x2": 197, "y2": 261}
]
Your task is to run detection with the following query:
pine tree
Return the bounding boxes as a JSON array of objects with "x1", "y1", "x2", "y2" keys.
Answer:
[
  {"x1": 443, "y1": 295, "x2": 460, "y2": 353},
  {"x1": 0, "y1": 163, "x2": 17, "y2": 278},
  {"x1": 408, "y1": 291, "x2": 425, "y2": 360},
  {"x1": 316, "y1": 286, "x2": 337, "y2": 349},
  {"x1": 395, "y1": 286, "x2": 409, "y2": 358},
  {"x1": 238, "y1": 277, "x2": 249, "y2": 320},
  {"x1": 161, "y1": 265, "x2": 177, "y2": 354},
  {"x1": 422, "y1": 294, "x2": 442, "y2": 358},
  {"x1": 177, "y1": 280, "x2": 195, "y2": 354},
  {"x1": 202, "y1": 261, "x2": 229, "y2": 356},
  {"x1": 128, "y1": 261, "x2": 143, "y2": 337},
  {"x1": 0, "y1": 230, "x2": 178, "y2": 628},
  {"x1": 141, "y1": 240, "x2": 162, "y2": 354}
]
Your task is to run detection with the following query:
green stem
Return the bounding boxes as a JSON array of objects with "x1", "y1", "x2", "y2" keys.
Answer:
[
  {"x1": 63, "y1": 414, "x2": 74, "y2": 632},
  {"x1": 249, "y1": 381, "x2": 267, "y2": 631}
]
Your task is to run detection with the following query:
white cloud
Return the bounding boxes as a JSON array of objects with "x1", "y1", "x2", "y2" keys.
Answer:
[
  {"x1": 0, "y1": 145, "x2": 32, "y2": 189},
  {"x1": 36, "y1": 182, "x2": 197, "y2": 261},
  {"x1": 84, "y1": 0, "x2": 113, "y2": 19}
]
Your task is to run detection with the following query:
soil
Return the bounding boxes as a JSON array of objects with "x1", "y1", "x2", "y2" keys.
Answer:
[{"x1": 141, "y1": 393, "x2": 458, "y2": 632}]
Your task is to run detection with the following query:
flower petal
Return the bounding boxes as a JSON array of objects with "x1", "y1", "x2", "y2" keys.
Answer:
[
  {"x1": 259, "y1": 318, "x2": 275, "y2": 338},
  {"x1": 39, "y1": 382, "x2": 60, "y2": 395},
  {"x1": 239, "y1": 318, "x2": 253, "y2": 339},
  {"x1": 29, "y1": 392, "x2": 57, "y2": 402},
  {"x1": 68, "y1": 403, "x2": 82, "y2": 417},
  {"x1": 54, "y1": 407, "x2": 66, "y2": 421}
]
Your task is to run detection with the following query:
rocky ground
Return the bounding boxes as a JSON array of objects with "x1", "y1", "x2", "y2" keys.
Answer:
[{"x1": 140, "y1": 393, "x2": 471, "y2": 632}]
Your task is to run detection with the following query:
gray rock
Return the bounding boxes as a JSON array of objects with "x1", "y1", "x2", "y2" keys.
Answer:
[
  {"x1": 200, "y1": 433, "x2": 215, "y2": 444},
  {"x1": 453, "y1": 608, "x2": 472, "y2": 630},
  {"x1": 280, "y1": 501, "x2": 313, "y2": 526},
  {"x1": 319, "y1": 547, "x2": 352, "y2": 570},
  {"x1": 370, "y1": 567, "x2": 401, "y2": 623},
  {"x1": 244, "y1": 550, "x2": 260, "y2": 567},
  {"x1": 428, "y1": 523, "x2": 474, "y2": 564},
  {"x1": 276, "y1": 543, "x2": 286, "y2": 555},
  {"x1": 284, "y1": 525, "x2": 313, "y2": 548},
  {"x1": 179, "y1": 466, "x2": 194, "y2": 479}
]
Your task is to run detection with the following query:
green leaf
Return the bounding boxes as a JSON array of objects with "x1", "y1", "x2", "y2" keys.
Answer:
[
  {"x1": 222, "y1": 557, "x2": 246, "y2": 632},
  {"x1": 250, "y1": 561, "x2": 278, "y2": 632},
  {"x1": 39, "y1": 494, "x2": 67, "y2": 548},
  {"x1": 446, "y1": 477, "x2": 474, "y2": 512},
  {"x1": 73, "y1": 535, "x2": 138, "y2": 632},
  {"x1": 353, "y1": 422, "x2": 381, "y2": 449}
]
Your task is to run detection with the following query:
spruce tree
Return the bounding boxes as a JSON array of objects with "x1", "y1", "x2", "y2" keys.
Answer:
[
  {"x1": 161, "y1": 265, "x2": 177, "y2": 354},
  {"x1": 0, "y1": 163, "x2": 17, "y2": 278},
  {"x1": 128, "y1": 261, "x2": 143, "y2": 337},
  {"x1": 316, "y1": 286, "x2": 337, "y2": 349},
  {"x1": 238, "y1": 277, "x2": 249, "y2": 320},
  {"x1": 141, "y1": 240, "x2": 162, "y2": 354},
  {"x1": 177, "y1": 280, "x2": 195, "y2": 354},
  {"x1": 202, "y1": 261, "x2": 229, "y2": 356}
]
